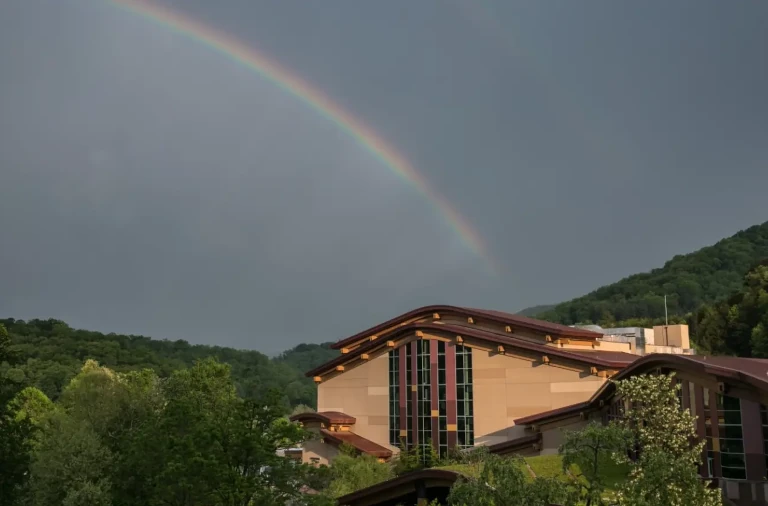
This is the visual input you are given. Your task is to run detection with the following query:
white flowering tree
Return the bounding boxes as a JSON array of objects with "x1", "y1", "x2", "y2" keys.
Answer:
[{"x1": 613, "y1": 373, "x2": 722, "y2": 506}]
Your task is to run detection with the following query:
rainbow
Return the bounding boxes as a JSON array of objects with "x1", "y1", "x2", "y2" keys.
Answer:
[{"x1": 106, "y1": 0, "x2": 496, "y2": 271}]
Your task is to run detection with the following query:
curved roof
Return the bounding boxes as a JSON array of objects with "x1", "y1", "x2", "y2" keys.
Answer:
[
  {"x1": 336, "y1": 469, "x2": 461, "y2": 506},
  {"x1": 289, "y1": 411, "x2": 356, "y2": 425},
  {"x1": 514, "y1": 353, "x2": 768, "y2": 426},
  {"x1": 331, "y1": 305, "x2": 603, "y2": 350},
  {"x1": 307, "y1": 322, "x2": 637, "y2": 378}
]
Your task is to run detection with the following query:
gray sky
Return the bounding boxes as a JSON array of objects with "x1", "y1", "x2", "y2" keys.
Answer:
[{"x1": 1, "y1": 0, "x2": 767, "y2": 354}]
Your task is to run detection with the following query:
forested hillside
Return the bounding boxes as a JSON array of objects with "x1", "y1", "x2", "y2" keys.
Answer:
[
  {"x1": 690, "y1": 259, "x2": 768, "y2": 357},
  {"x1": 0, "y1": 318, "x2": 336, "y2": 407},
  {"x1": 536, "y1": 222, "x2": 768, "y2": 326}
]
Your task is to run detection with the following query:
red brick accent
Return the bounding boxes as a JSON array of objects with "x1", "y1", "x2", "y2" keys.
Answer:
[{"x1": 446, "y1": 342, "x2": 457, "y2": 448}]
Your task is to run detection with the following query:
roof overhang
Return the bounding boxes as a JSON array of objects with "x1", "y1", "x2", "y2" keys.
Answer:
[
  {"x1": 308, "y1": 322, "x2": 636, "y2": 378},
  {"x1": 289, "y1": 411, "x2": 356, "y2": 426},
  {"x1": 331, "y1": 305, "x2": 602, "y2": 351}
]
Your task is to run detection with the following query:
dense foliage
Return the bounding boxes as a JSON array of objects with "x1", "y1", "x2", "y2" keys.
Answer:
[
  {"x1": 0, "y1": 318, "x2": 336, "y2": 408},
  {"x1": 0, "y1": 345, "x2": 333, "y2": 506},
  {"x1": 690, "y1": 260, "x2": 768, "y2": 356},
  {"x1": 535, "y1": 221, "x2": 768, "y2": 326}
]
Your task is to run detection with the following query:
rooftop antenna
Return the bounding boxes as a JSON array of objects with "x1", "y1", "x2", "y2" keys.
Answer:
[{"x1": 664, "y1": 295, "x2": 669, "y2": 326}]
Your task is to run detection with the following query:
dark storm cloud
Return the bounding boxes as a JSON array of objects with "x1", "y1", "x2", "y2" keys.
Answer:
[{"x1": 1, "y1": 0, "x2": 767, "y2": 353}]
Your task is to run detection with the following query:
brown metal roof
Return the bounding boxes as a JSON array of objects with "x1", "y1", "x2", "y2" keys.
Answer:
[
  {"x1": 336, "y1": 469, "x2": 461, "y2": 506},
  {"x1": 486, "y1": 432, "x2": 542, "y2": 455},
  {"x1": 331, "y1": 305, "x2": 602, "y2": 350},
  {"x1": 320, "y1": 429, "x2": 393, "y2": 458},
  {"x1": 307, "y1": 322, "x2": 638, "y2": 377},
  {"x1": 514, "y1": 402, "x2": 590, "y2": 426},
  {"x1": 289, "y1": 411, "x2": 356, "y2": 425},
  {"x1": 514, "y1": 354, "x2": 768, "y2": 427}
]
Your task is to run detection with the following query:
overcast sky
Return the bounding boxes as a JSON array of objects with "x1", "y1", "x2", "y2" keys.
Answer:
[{"x1": 1, "y1": 0, "x2": 767, "y2": 354}]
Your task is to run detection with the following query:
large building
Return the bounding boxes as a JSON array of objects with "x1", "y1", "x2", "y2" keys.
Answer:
[
  {"x1": 292, "y1": 305, "x2": 768, "y2": 506},
  {"x1": 292, "y1": 305, "x2": 691, "y2": 464}
]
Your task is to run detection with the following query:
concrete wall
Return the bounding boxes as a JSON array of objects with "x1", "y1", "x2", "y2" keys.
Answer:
[
  {"x1": 472, "y1": 348, "x2": 606, "y2": 446},
  {"x1": 317, "y1": 352, "x2": 392, "y2": 449}
]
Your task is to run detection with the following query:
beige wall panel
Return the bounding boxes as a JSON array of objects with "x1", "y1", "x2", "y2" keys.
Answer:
[
  {"x1": 302, "y1": 439, "x2": 340, "y2": 466},
  {"x1": 366, "y1": 395, "x2": 388, "y2": 417},
  {"x1": 367, "y1": 386, "x2": 388, "y2": 396},
  {"x1": 550, "y1": 381, "x2": 603, "y2": 393},
  {"x1": 549, "y1": 391, "x2": 596, "y2": 407},
  {"x1": 505, "y1": 365, "x2": 553, "y2": 384},
  {"x1": 474, "y1": 368, "x2": 507, "y2": 379},
  {"x1": 317, "y1": 353, "x2": 391, "y2": 448},
  {"x1": 472, "y1": 347, "x2": 601, "y2": 447},
  {"x1": 368, "y1": 416, "x2": 389, "y2": 426},
  {"x1": 505, "y1": 383, "x2": 551, "y2": 407}
]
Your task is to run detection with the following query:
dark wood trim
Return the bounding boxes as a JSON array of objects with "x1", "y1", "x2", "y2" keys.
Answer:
[
  {"x1": 446, "y1": 342, "x2": 457, "y2": 449},
  {"x1": 681, "y1": 379, "x2": 691, "y2": 411}
]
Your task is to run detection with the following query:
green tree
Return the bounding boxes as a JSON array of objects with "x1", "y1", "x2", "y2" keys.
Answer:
[
  {"x1": 447, "y1": 454, "x2": 578, "y2": 506},
  {"x1": 147, "y1": 358, "x2": 321, "y2": 506},
  {"x1": 0, "y1": 323, "x2": 36, "y2": 505},
  {"x1": 323, "y1": 444, "x2": 394, "y2": 498},
  {"x1": 613, "y1": 373, "x2": 721, "y2": 506},
  {"x1": 692, "y1": 261, "x2": 768, "y2": 356},
  {"x1": 560, "y1": 422, "x2": 632, "y2": 505}
]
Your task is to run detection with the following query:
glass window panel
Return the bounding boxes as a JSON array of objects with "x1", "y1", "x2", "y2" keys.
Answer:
[{"x1": 719, "y1": 438, "x2": 744, "y2": 454}]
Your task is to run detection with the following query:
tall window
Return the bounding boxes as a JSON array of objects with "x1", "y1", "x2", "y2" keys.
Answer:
[
  {"x1": 405, "y1": 344, "x2": 413, "y2": 447},
  {"x1": 438, "y1": 341, "x2": 447, "y2": 457},
  {"x1": 718, "y1": 394, "x2": 746, "y2": 480},
  {"x1": 388, "y1": 348, "x2": 400, "y2": 446},
  {"x1": 416, "y1": 340, "x2": 432, "y2": 456},
  {"x1": 456, "y1": 344, "x2": 474, "y2": 448},
  {"x1": 388, "y1": 340, "x2": 474, "y2": 454}
]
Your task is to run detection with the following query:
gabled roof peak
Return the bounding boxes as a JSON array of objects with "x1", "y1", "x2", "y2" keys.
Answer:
[{"x1": 331, "y1": 305, "x2": 602, "y2": 350}]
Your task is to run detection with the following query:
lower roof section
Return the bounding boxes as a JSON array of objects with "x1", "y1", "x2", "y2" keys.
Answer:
[
  {"x1": 486, "y1": 433, "x2": 542, "y2": 456},
  {"x1": 514, "y1": 353, "x2": 768, "y2": 427},
  {"x1": 290, "y1": 411, "x2": 356, "y2": 426},
  {"x1": 320, "y1": 429, "x2": 393, "y2": 459}
]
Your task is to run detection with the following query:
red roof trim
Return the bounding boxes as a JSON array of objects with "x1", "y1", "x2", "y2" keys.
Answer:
[
  {"x1": 307, "y1": 322, "x2": 637, "y2": 377},
  {"x1": 331, "y1": 305, "x2": 602, "y2": 350},
  {"x1": 289, "y1": 411, "x2": 356, "y2": 425},
  {"x1": 320, "y1": 429, "x2": 393, "y2": 458}
]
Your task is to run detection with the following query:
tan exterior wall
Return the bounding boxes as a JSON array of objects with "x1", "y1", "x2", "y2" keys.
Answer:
[
  {"x1": 317, "y1": 352, "x2": 393, "y2": 450},
  {"x1": 472, "y1": 348, "x2": 606, "y2": 446},
  {"x1": 652, "y1": 325, "x2": 690, "y2": 349},
  {"x1": 301, "y1": 438, "x2": 340, "y2": 466}
]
